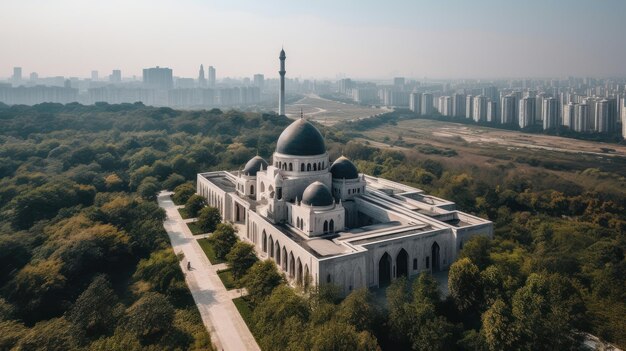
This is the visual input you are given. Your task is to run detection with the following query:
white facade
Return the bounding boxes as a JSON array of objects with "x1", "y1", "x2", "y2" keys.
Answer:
[{"x1": 197, "y1": 118, "x2": 492, "y2": 294}]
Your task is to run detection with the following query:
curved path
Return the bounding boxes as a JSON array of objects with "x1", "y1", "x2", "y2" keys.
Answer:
[{"x1": 158, "y1": 191, "x2": 260, "y2": 351}]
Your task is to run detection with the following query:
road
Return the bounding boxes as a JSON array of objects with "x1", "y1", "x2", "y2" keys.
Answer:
[{"x1": 158, "y1": 191, "x2": 260, "y2": 351}]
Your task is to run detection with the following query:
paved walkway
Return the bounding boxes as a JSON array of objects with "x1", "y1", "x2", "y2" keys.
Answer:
[{"x1": 158, "y1": 191, "x2": 260, "y2": 351}]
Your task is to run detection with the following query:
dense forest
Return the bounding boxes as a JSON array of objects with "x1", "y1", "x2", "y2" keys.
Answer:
[{"x1": 0, "y1": 102, "x2": 624, "y2": 350}]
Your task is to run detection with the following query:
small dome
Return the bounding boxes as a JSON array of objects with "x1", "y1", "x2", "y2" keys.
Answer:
[
  {"x1": 301, "y1": 181, "x2": 334, "y2": 207},
  {"x1": 242, "y1": 156, "x2": 268, "y2": 176},
  {"x1": 275, "y1": 119, "x2": 326, "y2": 156},
  {"x1": 330, "y1": 156, "x2": 359, "y2": 179}
]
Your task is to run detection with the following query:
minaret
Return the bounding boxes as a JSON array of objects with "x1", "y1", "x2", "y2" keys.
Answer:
[
  {"x1": 198, "y1": 64, "x2": 206, "y2": 87},
  {"x1": 279, "y1": 48, "x2": 286, "y2": 115}
]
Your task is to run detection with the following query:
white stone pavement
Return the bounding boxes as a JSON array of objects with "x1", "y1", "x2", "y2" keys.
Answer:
[{"x1": 157, "y1": 191, "x2": 260, "y2": 351}]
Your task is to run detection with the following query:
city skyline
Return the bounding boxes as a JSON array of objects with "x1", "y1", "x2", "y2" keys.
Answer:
[{"x1": 2, "y1": 0, "x2": 626, "y2": 80}]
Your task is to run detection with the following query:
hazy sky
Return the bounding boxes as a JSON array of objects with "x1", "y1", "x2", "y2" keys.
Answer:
[{"x1": 2, "y1": 0, "x2": 626, "y2": 80}]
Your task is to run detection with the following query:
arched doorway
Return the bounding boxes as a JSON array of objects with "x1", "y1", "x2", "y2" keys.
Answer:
[
  {"x1": 282, "y1": 247, "x2": 288, "y2": 271},
  {"x1": 289, "y1": 251, "x2": 295, "y2": 278},
  {"x1": 262, "y1": 230, "x2": 267, "y2": 253},
  {"x1": 378, "y1": 252, "x2": 392, "y2": 287},
  {"x1": 329, "y1": 219, "x2": 334, "y2": 233},
  {"x1": 268, "y1": 235, "x2": 274, "y2": 258},
  {"x1": 275, "y1": 243, "x2": 281, "y2": 265},
  {"x1": 396, "y1": 249, "x2": 408, "y2": 278},
  {"x1": 304, "y1": 265, "x2": 310, "y2": 291},
  {"x1": 296, "y1": 258, "x2": 303, "y2": 285},
  {"x1": 431, "y1": 242, "x2": 440, "y2": 272},
  {"x1": 323, "y1": 220, "x2": 328, "y2": 233}
]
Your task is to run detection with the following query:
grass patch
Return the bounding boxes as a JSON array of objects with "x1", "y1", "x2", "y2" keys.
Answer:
[
  {"x1": 197, "y1": 238, "x2": 225, "y2": 264},
  {"x1": 178, "y1": 207, "x2": 192, "y2": 219},
  {"x1": 217, "y1": 268, "x2": 241, "y2": 290},
  {"x1": 186, "y1": 221, "x2": 205, "y2": 235},
  {"x1": 233, "y1": 296, "x2": 254, "y2": 326}
]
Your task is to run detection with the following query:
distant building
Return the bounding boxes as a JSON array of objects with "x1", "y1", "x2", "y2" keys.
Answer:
[
  {"x1": 338, "y1": 78, "x2": 353, "y2": 94},
  {"x1": 465, "y1": 95, "x2": 474, "y2": 119},
  {"x1": 574, "y1": 103, "x2": 590, "y2": 132},
  {"x1": 91, "y1": 70, "x2": 99, "y2": 81},
  {"x1": 143, "y1": 66, "x2": 173, "y2": 90},
  {"x1": 421, "y1": 93, "x2": 433, "y2": 115},
  {"x1": 109, "y1": 70, "x2": 122, "y2": 83},
  {"x1": 473, "y1": 95, "x2": 488, "y2": 122},
  {"x1": 393, "y1": 77, "x2": 405, "y2": 90},
  {"x1": 29, "y1": 72, "x2": 38, "y2": 82},
  {"x1": 621, "y1": 97, "x2": 626, "y2": 139},
  {"x1": 254, "y1": 74, "x2": 264, "y2": 90},
  {"x1": 438, "y1": 96, "x2": 452, "y2": 116},
  {"x1": 208, "y1": 66, "x2": 216, "y2": 87},
  {"x1": 353, "y1": 88, "x2": 378, "y2": 104},
  {"x1": 501, "y1": 94, "x2": 517, "y2": 125},
  {"x1": 452, "y1": 93, "x2": 465, "y2": 117},
  {"x1": 542, "y1": 97, "x2": 558, "y2": 130},
  {"x1": 518, "y1": 96, "x2": 536, "y2": 128},
  {"x1": 486, "y1": 100, "x2": 497, "y2": 123},
  {"x1": 12, "y1": 67, "x2": 22, "y2": 86},
  {"x1": 563, "y1": 102, "x2": 576, "y2": 128},
  {"x1": 198, "y1": 65, "x2": 207, "y2": 87},
  {"x1": 409, "y1": 92, "x2": 421, "y2": 115},
  {"x1": 595, "y1": 99, "x2": 609, "y2": 133}
]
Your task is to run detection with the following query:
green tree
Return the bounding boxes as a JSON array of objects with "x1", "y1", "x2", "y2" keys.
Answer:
[
  {"x1": 173, "y1": 183, "x2": 196, "y2": 205},
  {"x1": 137, "y1": 177, "x2": 160, "y2": 200},
  {"x1": 226, "y1": 242, "x2": 258, "y2": 280},
  {"x1": 459, "y1": 235, "x2": 492, "y2": 270},
  {"x1": 482, "y1": 299, "x2": 517, "y2": 351},
  {"x1": 185, "y1": 194, "x2": 206, "y2": 218},
  {"x1": 310, "y1": 320, "x2": 380, "y2": 351},
  {"x1": 125, "y1": 292, "x2": 174, "y2": 340},
  {"x1": 412, "y1": 272, "x2": 441, "y2": 305},
  {"x1": 197, "y1": 206, "x2": 221, "y2": 233},
  {"x1": 334, "y1": 288, "x2": 380, "y2": 333},
  {"x1": 14, "y1": 317, "x2": 80, "y2": 351},
  {"x1": 242, "y1": 260, "x2": 284, "y2": 304},
  {"x1": 209, "y1": 223, "x2": 238, "y2": 260},
  {"x1": 448, "y1": 258, "x2": 483, "y2": 312},
  {"x1": 66, "y1": 275, "x2": 123, "y2": 336}
]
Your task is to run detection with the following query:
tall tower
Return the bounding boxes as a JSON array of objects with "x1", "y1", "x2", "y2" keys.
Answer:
[
  {"x1": 198, "y1": 64, "x2": 206, "y2": 87},
  {"x1": 279, "y1": 48, "x2": 286, "y2": 115}
]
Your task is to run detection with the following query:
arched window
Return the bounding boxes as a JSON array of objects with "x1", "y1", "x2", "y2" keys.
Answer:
[
  {"x1": 313, "y1": 163, "x2": 317, "y2": 171},
  {"x1": 322, "y1": 162, "x2": 325, "y2": 169},
  {"x1": 323, "y1": 220, "x2": 328, "y2": 233},
  {"x1": 307, "y1": 163, "x2": 311, "y2": 171},
  {"x1": 329, "y1": 219, "x2": 334, "y2": 233},
  {"x1": 289, "y1": 163, "x2": 293, "y2": 171},
  {"x1": 250, "y1": 185, "x2": 254, "y2": 194},
  {"x1": 260, "y1": 182, "x2": 265, "y2": 192},
  {"x1": 301, "y1": 164, "x2": 305, "y2": 171}
]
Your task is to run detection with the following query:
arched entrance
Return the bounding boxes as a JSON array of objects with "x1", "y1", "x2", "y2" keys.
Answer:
[
  {"x1": 289, "y1": 251, "x2": 295, "y2": 278},
  {"x1": 304, "y1": 264, "x2": 310, "y2": 291},
  {"x1": 431, "y1": 242, "x2": 440, "y2": 272},
  {"x1": 296, "y1": 258, "x2": 303, "y2": 285},
  {"x1": 396, "y1": 249, "x2": 408, "y2": 278},
  {"x1": 268, "y1": 235, "x2": 274, "y2": 258},
  {"x1": 378, "y1": 252, "x2": 392, "y2": 287},
  {"x1": 275, "y1": 243, "x2": 281, "y2": 265},
  {"x1": 262, "y1": 230, "x2": 267, "y2": 253}
]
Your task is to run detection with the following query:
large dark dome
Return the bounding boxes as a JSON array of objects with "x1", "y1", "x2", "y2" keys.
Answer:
[
  {"x1": 301, "y1": 181, "x2": 334, "y2": 207},
  {"x1": 330, "y1": 156, "x2": 359, "y2": 179},
  {"x1": 275, "y1": 119, "x2": 326, "y2": 156},
  {"x1": 242, "y1": 156, "x2": 268, "y2": 176}
]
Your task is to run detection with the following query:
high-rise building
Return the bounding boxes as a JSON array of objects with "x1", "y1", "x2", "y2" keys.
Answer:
[
  {"x1": 143, "y1": 66, "x2": 173, "y2": 90},
  {"x1": 409, "y1": 92, "x2": 421, "y2": 115},
  {"x1": 394, "y1": 77, "x2": 405, "y2": 90},
  {"x1": 421, "y1": 93, "x2": 433, "y2": 115},
  {"x1": 109, "y1": 70, "x2": 122, "y2": 83},
  {"x1": 542, "y1": 97, "x2": 558, "y2": 130},
  {"x1": 621, "y1": 97, "x2": 626, "y2": 139},
  {"x1": 486, "y1": 101, "x2": 497, "y2": 122},
  {"x1": 518, "y1": 96, "x2": 536, "y2": 128},
  {"x1": 29, "y1": 72, "x2": 38, "y2": 81},
  {"x1": 91, "y1": 70, "x2": 99, "y2": 81},
  {"x1": 465, "y1": 94, "x2": 474, "y2": 119},
  {"x1": 501, "y1": 94, "x2": 517, "y2": 125},
  {"x1": 254, "y1": 74, "x2": 264, "y2": 90},
  {"x1": 198, "y1": 65, "x2": 206, "y2": 87},
  {"x1": 473, "y1": 95, "x2": 488, "y2": 122},
  {"x1": 338, "y1": 78, "x2": 353, "y2": 94},
  {"x1": 452, "y1": 93, "x2": 465, "y2": 117},
  {"x1": 279, "y1": 48, "x2": 286, "y2": 115},
  {"x1": 574, "y1": 103, "x2": 590, "y2": 132},
  {"x1": 208, "y1": 66, "x2": 216, "y2": 87},
  {"x1": 595, "y1": 99, "x2": 609, "y2": 133},
  {"x1": 563, "y1": 102, "x2": 576, "y2": 128},
  {"x1": 12, "y1": 67, "x2": 22, "y2": 85}
]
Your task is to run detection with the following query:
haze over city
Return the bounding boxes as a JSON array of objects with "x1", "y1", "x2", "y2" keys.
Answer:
[{"x1": 2, "y1": 0, "x2": 626, "y2": 79}]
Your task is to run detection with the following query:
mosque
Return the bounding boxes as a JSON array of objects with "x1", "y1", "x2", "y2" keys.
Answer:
[{"x1": 196, "y1": 49, "x2": 492, "y2": 294}]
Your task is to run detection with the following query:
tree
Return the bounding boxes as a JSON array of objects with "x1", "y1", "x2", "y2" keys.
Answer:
[
  {"x1": 66, "y1": 275, "x2": 123, "y2": 336},
  {"x1": 335, "y1": 288, "x2": 380, "y2": 333},
  {"x1": 162, "y1": 173, "x2": 185, "y2": 190},
  {"x1": 125, "y1": 292, "x2": 174, "y2": 340},
  {"x1": 14, "y1": 317, "x2": 80, "y2": 351},
  {"x1": 242, "y1": 260, "x2": 284, "y2": 304},
  {"x1": 310, "y1": 320, "x2": 380, "y2": 351},
  {"x1": 412, "y1": 272, "x2": 441, "y2": 305},
  {"x1": 459, "y1": 236, "x2": 492, "y2": 270},
  {"x1": 185, "y1": 194, "x2": 206, "y2": 218},
  {"x1": 482, "y1": 299, "x2": 517, "y2": 351},
  {"x1": 197, "y1": 206, "x2": 221, "y2": 233},
  {"x1": 448, "y1": 257, "x2": 483, "y2": 312},
  {"x1": 172, "y1": 183, "x2": 196, "y2": 205},
  {"x1": 209, "y1": 223, "x2": 238, "y2": 260},
  {"x1": 137, "y1": 177, "x2": 160, "y2": 200},
  {"x1": 226, "y1": 242, "x2": 258, "y2": 280}
]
